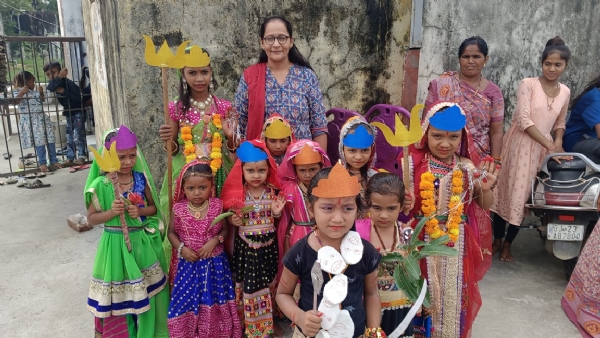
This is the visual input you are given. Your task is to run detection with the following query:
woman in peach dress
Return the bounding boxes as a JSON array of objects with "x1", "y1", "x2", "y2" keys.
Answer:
[{"x1": 492, "y1": 37, "x2": 572, "y2": 261}]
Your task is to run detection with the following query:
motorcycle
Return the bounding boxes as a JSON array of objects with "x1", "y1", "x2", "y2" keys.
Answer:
[{"x1": 525, "y1": 153, "x2": 600, "y2": 280}]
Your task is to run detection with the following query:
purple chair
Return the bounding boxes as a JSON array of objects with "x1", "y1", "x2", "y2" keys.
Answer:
[
  {"x1": 364, "y1": 104, "x2": 411, "y2": 176},
  {"x1": 326, "y1": 108, "x2": 360, "y2": 165}
]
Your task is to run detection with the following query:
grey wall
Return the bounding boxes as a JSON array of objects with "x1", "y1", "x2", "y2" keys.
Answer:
[
  {"x1": 82, "y1": 0, "x2": 413, "y2": 183},
  {"x1": 417, "y1": 0, "x2": 600, "y2": 127}
]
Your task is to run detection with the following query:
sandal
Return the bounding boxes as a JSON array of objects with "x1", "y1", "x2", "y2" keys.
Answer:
[
  {"x1": 24, "y1": 173, "x2": 37, "y2": 179},
  {"x1": 19, "y1": 153, "x2": 35, "y2": 160},
  {"x1": 3, "y1": 152, "x2": 11, "y2": 160},
  {"x1": 73, "y1": 158, "x2": 87, "y2": 166},
  {"x1": 6, "y1": 177, "x2": 18, "y2": 184},
  {"x1": 35, "y1": 172, "x2": 46, "y2": 178},
  {"x1": 40, "y1": 164, "x2": 50, "y2": 172},
  {"x1": 48, "y1": 163, "x2": 63, "y2": 171},
  {"x1": 25, "y1": 179, "x2": 51, "y2": 189},
  {"x1": 18, "y1": 159, "x2": 37, "y2": 169},
  {"x1": 16, "y1": 179, "x2": 27, "y2": 187},
  {"x1": 62, "y1": 160, "x2": 75, "y2": 167},
  {"x1": 69, "y1": 164, "x2": 91, "y2": 173}
]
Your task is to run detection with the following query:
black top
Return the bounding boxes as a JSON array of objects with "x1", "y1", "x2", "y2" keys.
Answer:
[
  {"x1": 47, "y1": 77, "x2": 84, "y2": 116},
  {"x1": 283, "y1": 234, "x2": 381, "y2": 338}
]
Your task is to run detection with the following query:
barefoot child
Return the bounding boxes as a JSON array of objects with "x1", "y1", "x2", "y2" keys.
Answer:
[
  {"x1": 166, "y1": 160, "x2": 241, "y2": 337},
  {"x1": 277, "y1": 163, "x2": 385, "y2": 338},
  {"x1": 356, "y1": 172, "x2": 414, "y2": 337},
  {"x1": 220, "y1": 140, "x2": 285, "y2": 337},
  {"x1": 261, "y1": 114, "x2": 295, "y2": 166},
  {"x1": 85, "y1": 126, "x2": 169, "y2": 337}
]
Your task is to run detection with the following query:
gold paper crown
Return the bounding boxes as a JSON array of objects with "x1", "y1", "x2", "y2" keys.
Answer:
[
  {"x1": 293, "y1": 144, "x2": 322, "y2": 165},
  {"x1": 312, "y1": 163, "x2": 361, "y2": 198},
  {"x1": 89, "y1": 141, "x2": 121, "y2": 173},
  {"x1": 371, "y1": 104, "x2": 424, "y2": 147},
  {"x1": 143, "y1": 36, "x2": 210, "y2": 68},
  {"x1": 263, "y1": 119, "x2": 292, "y2": 139}
]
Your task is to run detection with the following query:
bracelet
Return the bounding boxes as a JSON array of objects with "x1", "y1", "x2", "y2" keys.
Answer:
[
  {"x1": 364, "y1": 327, "x2": 387, "y2": 338},
  {"x1": 177, "y1": 242, "x2": 185, "y2": 259},
  {"x1": 163, "y1": 140, "x2": 179, "y2": 153},
  {"x1": 226, "y1": 141, "x2": 237, "y2": 152},
  {"x1": 272, "y1": 211, "x2": 282, "y2": 218}
]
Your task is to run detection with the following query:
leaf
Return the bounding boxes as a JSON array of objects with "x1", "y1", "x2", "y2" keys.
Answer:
[
  {"x1": 409, "y1": 217, "x2": 428, "y2": 247},
  {"x1": 417, "y1": 244, "x2": 459, "y2": 258},
  {"x1": 211, "y1": 211, "x2": 234, "y2": 226},
  {"x1": 404, "y1": 254, "x2": 421, "y2": 280},
  {"x1": 429, "y1": 234, "x2": 450, "y2": 246},
  {"x1": 394, "y1": 265, "x2": 419, "y2": 302},
  {"x1": 411, "y1": 240, "x2": 427, "y2": 249},
  {"x1": 380, "y1": 252, "x2": 404, "y2": 263}
]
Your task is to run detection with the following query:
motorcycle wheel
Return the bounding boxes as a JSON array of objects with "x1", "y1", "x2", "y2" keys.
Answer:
[{"x1": 564, "y1": 257, "x2": 578, "y2": 281}]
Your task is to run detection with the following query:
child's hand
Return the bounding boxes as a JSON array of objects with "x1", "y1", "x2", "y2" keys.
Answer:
[
  {"x1": 402, "y1": 189, "x2": 414, "y2": 214},
  {"x1": 297, "y1": 310, "x2": 322, "y2": 337},
  {"x1": 158, "y1": 124, "x2": 174, "y2": 142},
  {"x1": 37, "y1": 85, "x2": 44, "y2": 94},
  {"x1": 222, "y1": 108, "x2": 236, "y2": 139},
  {"x1": 59, "y1": 68, "x2": 68, "y2": 78},
  {"x1": 197, "y1": 239, "x2": 218, "y2": 258},
  {"x1": 229, "y1": 214, "x2": 243, "y2": 227},
  {"x1": 477, "y1": 156, "x2": 500, "y2": 191},
  {"x1": 19, "y1": 87, "x2": 29, "y2": 95},
  {"x1": 111, "y1": 199, "x2": 125, "y2": 216},
  {"x1": 127, "y1": 204, "x2": 140, "y2": 218},
  {"x1": 181, "y1": 246, "x2": 199, "y2": 262},
  {"x1": 271, "y1": 194, "x2": 285, "y2": 216}
]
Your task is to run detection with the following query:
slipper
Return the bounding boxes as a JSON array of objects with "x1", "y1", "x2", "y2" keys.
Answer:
[
  {"x1": 18, "y1": 159, "x2": 37, "y2": 169},
  {"x1": 69, "y1": 164, "x2": 91, "y2": 173},
  {"x1": 19, "y1": 153, "x2": 35, "y2": 160},
  {"x1": 35, "y1": 172, "x2": 46, "y2": 178},
  {"x1": 0, "y1": 180, "x2": 5, "y2": 186},
  {"x1": 24, "y1": 173, "x2": 37, "y2": 179},
  {"x1": 6, "y1": 177, "x2": 18, "y2": 184},
  {"x1": 16, "y1": 179, "x2": 27, "y2": 187},
  {"x1": 25, "y1": 179, "x2": 50, "y2": 189},
  {"x1": 3, "y1": 152, "x2": 11, "y2": 160}
]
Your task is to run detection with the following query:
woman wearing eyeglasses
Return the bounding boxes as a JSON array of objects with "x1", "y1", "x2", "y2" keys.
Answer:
[{"x1": 234, "y1": 16, "x2": 328, "y2": 151}]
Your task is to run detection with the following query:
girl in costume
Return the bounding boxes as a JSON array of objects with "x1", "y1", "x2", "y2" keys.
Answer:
[
  {"x1": 398, "y1": 102, "x2": 498, "y2": 338},
  {"x1": 356, "y1": 172, "x2": 414, "y2": 337},
  {"x1": 491, "y1": 37, "x2": 572, "y2": 262},
  {"x1": 220, "y1": 140, "x2": 285, "y2": 337},
  {"x1": 277, "y1": 163, "x2": 384, "y2": 338},
  {"x1": 158, "y1": 44, "x2": 236, "y2": 221},
  {"x1": 339, "y1": 116, "x2": 379, "y2": 190},
  {"x1": 85, "y1": 125, "x2": 169, "y2": 338},
  {"x1": 261, "y1": 113, "x2": 295, "y2": 166},
  {"x1": 166, "y1": 160, "x2": 242, "y2": 338}
]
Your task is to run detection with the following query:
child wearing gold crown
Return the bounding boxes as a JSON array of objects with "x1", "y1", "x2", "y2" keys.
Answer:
[
  {"x1": 261, "y1": 113, "x2": 296, "y2": 166},
  {"x1": 166, "y1": 159, "x2": 242, "y2": 337},
  {"x1": 397, "y1": 102, "x2": 499, "y2": 338},
  {"x1": 85, "y1": 126, "x2": 169, "y2": 338},
  {"x1": 276, "y1": 163, "x2": 385, "y2": 338},
  {"x1": 220, "y1": 140, "x2": 285, "y2": 337}
]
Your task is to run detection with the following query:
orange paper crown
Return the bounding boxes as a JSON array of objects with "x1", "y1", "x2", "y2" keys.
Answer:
[
  {"x1": 312, "y1": 163, "x2": 361, "y2": 198},
  {"x1": 293, "y1": 143, "x2": 323, "y2": 165},
  {"x1": 263, "y1": 119, "x2": 292, "y2": 139}
]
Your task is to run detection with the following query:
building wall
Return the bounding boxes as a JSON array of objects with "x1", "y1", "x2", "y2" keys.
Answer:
[
  {"x1": 58, "y1": 0, "x2": 86, "y2": 81},
  {"x1": 416, "y1": 0, "x2": 600, "y2": 126},
  {"x1": 81, "y1": 0, "x2": 414, "y2": 182}
]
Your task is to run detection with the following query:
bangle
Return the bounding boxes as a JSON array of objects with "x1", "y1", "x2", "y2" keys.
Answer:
[
  {"x1": 177, "y1": 242, "x2": 185, "y2": 259},
  {"x1": 216, "y1": 235, "x2": 225, "y2": 243},
  {"x1": 272, "y1": 211, "x2": 282, "y2": 218},
  {"x1": 163, "y1": 140, "x2": 179, "y2": 153},
  {"x1": 365, "y1": 327, "x2": 387, "y2": 338}
]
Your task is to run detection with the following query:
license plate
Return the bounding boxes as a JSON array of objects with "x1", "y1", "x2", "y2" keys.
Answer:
[{"x1": 547, "y1": 223, "x2": 585, "y2": 241}]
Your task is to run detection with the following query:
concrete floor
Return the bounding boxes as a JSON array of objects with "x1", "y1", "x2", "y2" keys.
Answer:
[{"x1": 0, "y1": 145, "x2": 583, "y2": 337}]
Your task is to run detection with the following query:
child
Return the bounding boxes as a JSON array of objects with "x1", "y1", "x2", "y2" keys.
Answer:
[
  {"x1": 277, "y1": 163, "x2": 384, "y2": 338},
  {"x1": 85, "y1": 125, "x2": 169, "y2": 338},
  {"x1": 44, "y1": 62, "x2": 87, "y2": 165},
  {"x1": 399, "y1": 102, "x2": 498, "y2": 338},
  {"x1": 167, "y1": 160, "x2": 242, "y2": 337},
  {"x1": 339, "y1": 116, "x2": 379, "y2": 189},
  {"x1": 220, "y1": 140, "x2": 285, "y2": 337},
  {"x1": 261, "y1": 114, "x2": 295, "y2": 165},
  {"x1": 357, "y1": 172, "x2": 414, "y2": 337},
  {"x1": 492, "y1": 37, "x2": 572, "y2": 262},
  {"x1": 12, "y1": 71, "x2": 62, "y2": 172}
]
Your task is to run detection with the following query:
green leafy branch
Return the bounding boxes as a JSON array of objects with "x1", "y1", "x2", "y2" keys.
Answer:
[{"x1": 381, "y1": 216, "x2": 458, "y2": 307}]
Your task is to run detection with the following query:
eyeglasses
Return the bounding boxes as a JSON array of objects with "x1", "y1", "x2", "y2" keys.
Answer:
[{"x1": 263, "y1": 35, "x2": 289, "y2": 45}]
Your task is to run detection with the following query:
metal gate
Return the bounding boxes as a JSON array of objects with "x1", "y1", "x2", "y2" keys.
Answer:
[{"x1": 0, "y1": 35, "x2": 92, "y2": 177}]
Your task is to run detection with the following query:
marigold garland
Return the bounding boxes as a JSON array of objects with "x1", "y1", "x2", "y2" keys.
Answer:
[
  {"x1": 180, "y1": 114, "x2": 225, "y2": 172},
  {"x1": 181, "y1": 126, "x2": 196, "y2": 163},
  {"x1": 419, "y1": 169, "x2": 464, "y2": 244}
]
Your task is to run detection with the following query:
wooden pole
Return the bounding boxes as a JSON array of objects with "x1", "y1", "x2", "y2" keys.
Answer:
[
  {"x1": 403, "y1": 145, "x2": 410, "y2": 187},
  {"x1": 162, "y1": 67, "x2": 173, "y2": 210}
]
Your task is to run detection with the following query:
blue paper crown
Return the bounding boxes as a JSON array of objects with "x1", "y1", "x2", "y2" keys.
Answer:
[
  {"x1": 237, "y1": 141, "x2": 269, "y2": 163},
  {"x1": 429, "y1": 105, "x2": 466, "y2": 132},
  {"x1": 343, "y1": 124, "x2": 374, "y2": 148}
]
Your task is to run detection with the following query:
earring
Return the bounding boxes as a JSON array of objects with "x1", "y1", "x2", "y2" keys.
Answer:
[
  {"x1": 182, "y1": 79, "x2": 188, "y2": 95},
  {"x1": 209, "y1": 76, "x2": 214, "y2": 92}
]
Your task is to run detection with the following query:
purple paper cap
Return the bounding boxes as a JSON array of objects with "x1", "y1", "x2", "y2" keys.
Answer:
[{"x1": 105, "y1": 125, "x2": 138, "y2": 150}]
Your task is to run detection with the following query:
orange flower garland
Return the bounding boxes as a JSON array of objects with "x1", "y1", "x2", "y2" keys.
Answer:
[
  {"x1": 209, "y1": 115, "x2": 223, "y2": 173},
  {"x1": 181, "y1": 126, "x2": 196, "y2": 163},
  {"x1": 419, "y1": 169, "x2": 464, "y2": 244}
]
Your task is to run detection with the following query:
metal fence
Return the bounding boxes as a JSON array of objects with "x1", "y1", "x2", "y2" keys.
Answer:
[{"x1": 0, "y1": 36, "x2": 93, "y2": 177}]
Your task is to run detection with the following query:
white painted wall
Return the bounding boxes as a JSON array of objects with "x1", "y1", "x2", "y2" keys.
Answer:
[{"x1": 57, "y1": 0, "x2": 87, "y2": 81}]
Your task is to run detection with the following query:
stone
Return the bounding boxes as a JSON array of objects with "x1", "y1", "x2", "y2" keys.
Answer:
[{"x1": 67, "y1": 213, "x2": 92, "y2": 232}]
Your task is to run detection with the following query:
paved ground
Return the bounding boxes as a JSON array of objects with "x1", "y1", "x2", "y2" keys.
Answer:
[{"x1": 0, "y1": 133, "x2": 583, "y2": 337}]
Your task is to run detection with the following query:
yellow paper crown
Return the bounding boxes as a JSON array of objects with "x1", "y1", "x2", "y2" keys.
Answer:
[
  {"x1": 293, "y1": 144, "x2": 322, "y2": 165},
  {"x1": 312, "y1": 163, "x2": 361, "y2": 198},
  {"x1": 263, "y1": 119, "x2": 292, "y2": 139},
  {"x1": 371, "y1": 104, "x2": 424, "y2": 147},
  {"x1": 88, "y1": 141, "x2": 121, "y2": 173},
  {"x1": 143, "y1": 36, "x2": 210, "y2": 69}
]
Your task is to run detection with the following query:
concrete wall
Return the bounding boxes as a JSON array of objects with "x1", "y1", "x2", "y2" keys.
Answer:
[
  {"x1": 81, "y1": 0, "x2": 414, "y2": 182},
  {"x1": 417, "y1": 0, "x2": 600, "y2": 126},
  {"x1": 58, "y1": 0, "x2": 87, "y2": 81}
]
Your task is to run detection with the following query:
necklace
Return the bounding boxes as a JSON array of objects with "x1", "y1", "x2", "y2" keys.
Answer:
[
  {"x1": 181, "y1": 95, "x2": 213, "y2": 125},
  {"x1": 190, "y1": 94, "x2": 213, "y2": 110},
  {"x1": 188, "y1": 200, "x2": 209, "y2": 219},
  {"x1": 428, "y1": 153, "x2": 456, "y2": 179},
  {"x1": 458, "y1": 72, "x2": 482, "y2": 95},
  {"x1": 246, "y1": 188, "x2": 266, "y2": 212},
  {"x1": 541, "y1": 80, "x2": 560, "y2": 111},
  {"x1": 117, "y1": 174, "x2": 133, "y2": 186},
  {"x1": 373, "y1": 220, "x2": 398, "y2": 253}
]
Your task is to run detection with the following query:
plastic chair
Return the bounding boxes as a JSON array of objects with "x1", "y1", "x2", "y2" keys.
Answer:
[
  {"x1": 364, "y1": 104, "x2": 411, "y2": 175},
  {"x1": 326, "y1": 108, "x2": 360, "y2": 165}
]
